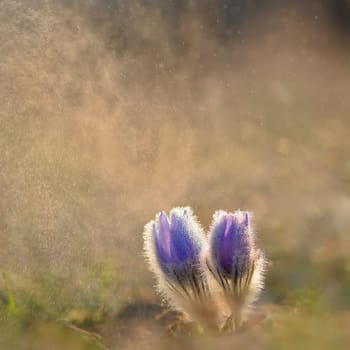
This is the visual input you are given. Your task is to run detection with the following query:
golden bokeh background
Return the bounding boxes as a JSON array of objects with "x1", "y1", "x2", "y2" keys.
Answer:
[{"x1": 1, "y1": 1, "x2": 350, "y2": 349}]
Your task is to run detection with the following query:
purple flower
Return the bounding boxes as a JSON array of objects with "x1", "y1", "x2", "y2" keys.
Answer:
[
  {"x1": 153, "y1": 210, "x2": 202, "y2": 274},
  {"x1": 208, "y1": 210, "x2": 265, "y2": 330},
  {"x1": 143, "y1": 207, "x2": 208, "y2": 300},
  {"x1": 143, "y1": 207, "x2": 265, "y2": 331},
  {"x1": 209, "y1": 210, "x2": 253, "y2": 279}
]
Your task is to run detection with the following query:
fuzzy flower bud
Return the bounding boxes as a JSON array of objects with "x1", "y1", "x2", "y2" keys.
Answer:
[
  {"x1": 207, "y1": 210, "x2": 265, "y2": 330},
  {"x1": 153, "y1": 210, "x2": 202, "y2": 278},
  {"x1": 143, "y1": 207, "x2": 213, "y2": 325}
]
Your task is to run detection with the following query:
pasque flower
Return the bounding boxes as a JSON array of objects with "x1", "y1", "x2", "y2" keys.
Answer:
[
  {"x1": 207, "y1": 210, "x2": 265, "y2": 330},
  {"x1": 152, "y1": 209, "x2": 202, "y2": 279},
  {"x1": 143, "y1": 207, "x2": 215, "y2": 326},
  {"x1": 143, "y1": 207, "x2": 265, "y2": 332}
]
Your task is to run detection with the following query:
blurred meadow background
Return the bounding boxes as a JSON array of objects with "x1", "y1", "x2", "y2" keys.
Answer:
[{"x1": 1, "y1": 0, "x2": 350, "y2": 349}]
